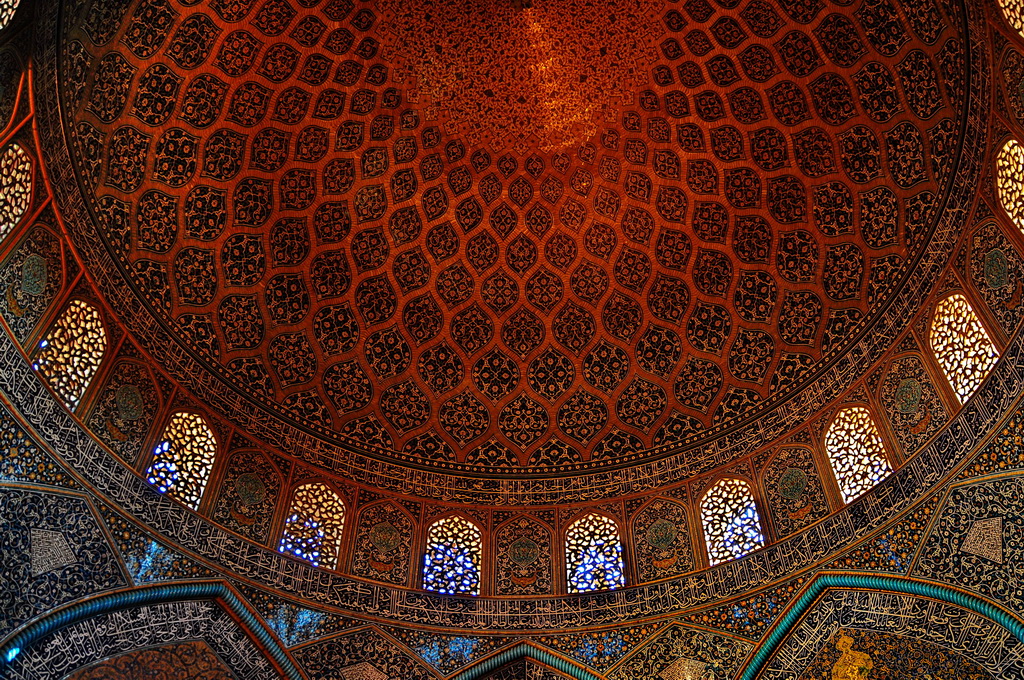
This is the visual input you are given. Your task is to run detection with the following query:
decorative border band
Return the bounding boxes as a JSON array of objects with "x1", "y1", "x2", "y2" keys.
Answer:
[
  {"x1": 0, "y1": 581, "x2": 303, "y2": 680},
  {"x1": 739, "y1": 572, "x2": 1024, "y2": 680},
  {"x1": 452, "y1": 642, "x2": 604, "y2": 680}
]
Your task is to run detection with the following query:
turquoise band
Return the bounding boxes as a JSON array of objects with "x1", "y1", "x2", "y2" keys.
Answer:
[
  {"x1": 0, "y1": 581, "x2": 303, "y2": 679},
  {"x1": 452, "y1": 642, "x2": 605, "y2": 680},
  {"x1": 741, "y1": 572, "x2": 1024, "y2": 680}
]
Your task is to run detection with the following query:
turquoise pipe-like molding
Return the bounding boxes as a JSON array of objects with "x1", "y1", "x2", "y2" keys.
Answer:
[
  {"x1": 0, "y1": 581, "x2": 304, "y2": 679},
  {"x1": 740, "y1": 572, "x2": 1024, "y2": 680},
  {"x1": 452, "y1": 642, "x2": 605, "y2": 680}
]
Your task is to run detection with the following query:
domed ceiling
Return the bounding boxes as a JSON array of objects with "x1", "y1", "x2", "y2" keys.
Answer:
[
  {"x1": 55, "y1": 0, "x2": 967, "y2": 485},
  {"x1": 12, "y1": 1, "x2": 1024, "y2": 676}
]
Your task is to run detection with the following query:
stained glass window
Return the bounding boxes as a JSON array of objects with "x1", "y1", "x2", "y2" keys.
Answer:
[
  {"x1": 999, "y1": 0, "x2": 1024, "y2": 36},
  {"x1": 997, "y1": 139, "x2": 1024, "y2": 234},
  {"x1": 279, "y1": 482, "x2": 346, "y2": 568},
  {"x1": 423, "y1": 516, "x2": 482, "y2": 595},
  {"x1": 825, "y1": 407, "x2": 892, "y2": 504},
  {"x1": 0, "y1": 142, "x2": 31, "y2": 242},
  {"x1": 930, "y1": 293, "x2": 1000, "y2": 402},
  {"x1": 0, "y1": 1, "x2": 18, "y2": 31},
  {"x1": 700, "y1": 478, "x2": 765, "y2": 566},
  {"x1": 146, "y1": 412, "x2": 217, "y2": 511},
  {"x1": 565, "y1": 513, "x2": 625, "y2": 593},
  {"x1": 32, "y1": 299, "x2": 107, "y2": 410}
]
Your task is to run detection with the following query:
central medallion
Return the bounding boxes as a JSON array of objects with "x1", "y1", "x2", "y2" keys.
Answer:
[{"x1": 376, "y1": 0, "x2": 666, "y2": 150}]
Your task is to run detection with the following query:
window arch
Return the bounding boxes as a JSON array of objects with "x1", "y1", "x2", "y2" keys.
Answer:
[
  {"x1": 145, "y1": 412, "x2": 217, "y2": 511},
  {"x1": 32, "y1": 299, "x2": 107, "y2": 410},
  {"x1": 700, "y1": 478, "x2": 765, "y2": 566},
  {"x1": 0, "y1": 1, "x2": 19, "y2": 31},
  {"x1": 997, "y1": 139, "x2": 1024, "y2": 234},
  {"x1": 929, "y1": 293, "x2": 999, "y2": 402},
  {"x1": 825, "y1": 406, "x2": 892, "y2": 504},
  {"x1": 0, "y1": 142, "x2": 31, "y2": 242},
  {"x1": 565, "y1": 513, "x2": 625, "y2": 593},
  {"x1": 279, "y1": 482, "x2": 346, "y2": 568},
  {"x1": 999, "y1": 0, "x2": 1024, "y2": 36},
  {"x1": 423, "y1": 516, "x2": 482, "y2": 595}
]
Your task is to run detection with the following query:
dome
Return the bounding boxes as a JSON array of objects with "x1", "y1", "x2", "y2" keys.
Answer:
[
  {"x1": 0, "y1": 0, "x2": 1022, "y2": 677},
  {"x1": 53, "y1": 0, "x2": 966, "y2": 487}
]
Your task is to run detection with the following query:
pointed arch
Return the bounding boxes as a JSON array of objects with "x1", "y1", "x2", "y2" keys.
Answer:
[
  {"x1": 632, "y1": 497, "x2": 693, "y2": 582},
  {"x1": 564, "y1": 512, "x2": 624, "y2": 593},
  {"x1": 211, "y1": 448, "x2": 282, "y2": 543},
  {"x1": 86, "y1": 357, "x2": 162, "y2": 461},
  {"x1": 700, "y1": 478, "x2": 765, "y2": 566},
  {"x1": 279, "y1": 482, "x2": 346, "y2": 569},
  {"x1": 423, "y1": 515, "x2": 482, "y2": 595},
  {"x1": 929, "y1": 293, "x2": 999, "y2": 402},
  {"x1": 0, "y1": 142, "x2": 32, "y2": 242},
  {"x1": 351, "y1": 501, "x2": 414, "y2": 585},
  {"x1": 146, "y1": 411, "x2": 218, "y2": 511},
  {"x1": 825, "y1": 406, "x2": 892, "y2": 504},
  {"x1": 761, "y1": 446, "x2": 830, "y2": 539},
  {"x1": 32, "y1": 299, "x2": 107, "y2": 410},
  {"x1": 451, "y1": 642, "x2": 604, "y2": 680},
  {"x1": 0, "y1": 223, "x2": 64, "y2": 345},
  {"x1": 495, "y1": 514, "x2": 553, "y2": 595}
]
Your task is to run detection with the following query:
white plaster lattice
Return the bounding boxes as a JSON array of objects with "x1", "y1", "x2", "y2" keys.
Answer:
[
  {"x1": 30, "y1": 527, "x2": 76, "y2": 576},
  {"x1": 961, "y1": 516, "x2": 1004, "y2": 564}
]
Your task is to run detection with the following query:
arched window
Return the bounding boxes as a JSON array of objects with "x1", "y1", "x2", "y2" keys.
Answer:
[
  {"x1": 565, "y1": 513, "x2": 625, "y2": 593},
  {"x1": 32, "y1": 299, "x2": 107, "y2": 410},
  {"x1": 423, "y1": 516, "x2": 482, "y2": 595},
  {"x1": 279, "y1": 482, "x2": 346, "y2": 568},
  {"x1": 146, "y1": 412, "x2": 217, "y2": 511},
  {"x1": 929, "y1": 294, "x2": 999, "y2": 402},
  {"x1": 0, "y1": 142, "x2": 31, "y2": 242},
  {"x1": 700, "y1": 478, "x2": 765, "y2": 566},
  {"x1": 825, "y1": 407, "x2": 892, "y2": 504},
  {"x1": 999, "y1": 0, "x2": 1024, "y2": 36},
  {"x1": 997, "y1": 139, "x2": 1024, "y2": 234},
  {"x1": 0, "y1": 1, "x2": 20, "y2": 31}
]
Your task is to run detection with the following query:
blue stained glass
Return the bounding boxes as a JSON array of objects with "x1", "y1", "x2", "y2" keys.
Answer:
[
  {"x1": 278, "y1": 483, "x2": 346, "y2": 569},
  {"x1": 143, "y1": 413, "x2": 218, "y2": 510},
  {"x1": 279, "y1": 513, "x2": 326, "y2": 566},
  {"x1": 423, "y1": 517, "x2": 481, "y2": 595},
  {"x1": 31, "y1": 299, "x2": 107, "y2": 410},
  {"x1": 566, "y1": 514, "x2": 625, "y2": 593},
  {"x1": 146, "y1": 445, "x2": 177, "y2": 494},
  {"x1": 720, "y1": 501, "x2": 764, "y2": 560},
  {"x1": 701, "y1": 478, "x2": 766, "y2": 566}
]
